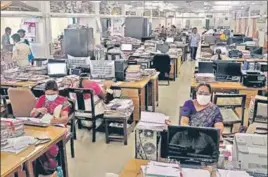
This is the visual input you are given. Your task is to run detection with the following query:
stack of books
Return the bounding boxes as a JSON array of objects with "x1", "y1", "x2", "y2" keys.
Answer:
[{"x1": 125, "y1": 65, "x2": 142, "y2": 81}]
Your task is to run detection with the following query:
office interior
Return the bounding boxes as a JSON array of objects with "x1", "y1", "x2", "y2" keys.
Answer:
[{"x1": 0, "y1": 1, "x2": 267, "y2": 177}]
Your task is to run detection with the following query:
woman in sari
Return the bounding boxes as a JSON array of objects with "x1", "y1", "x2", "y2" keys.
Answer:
[
  {"x1": 180, "y1": 83, "x2": 224, "y2": 134},
  {"x1": 30, "y1": 80, "x2": 70, "y2": 175},
  {"x1": 31, "y1": 80, "x2": 70, "y2": 125}
]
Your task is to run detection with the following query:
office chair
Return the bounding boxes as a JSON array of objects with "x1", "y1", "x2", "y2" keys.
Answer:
[
  {"x1": 152, "y1": 54, "x2": 171, "y2": 86},
  {"x1": 7, "y1": 87, "x2": 36, "y2": 117},
  {"x1": 68, "y1": 88, "x2": 104, "y2": 142},
  {"x1": 251, "y1": 98, "x2": 268, "y2": 134},
  {"x1": 214, "y1": 94, "x2": 246, "y2": 133}
]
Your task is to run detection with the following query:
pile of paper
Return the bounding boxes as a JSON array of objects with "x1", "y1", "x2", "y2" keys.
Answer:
[
  {"x1": 1, "y1": 136, "x2": 35, "y2": 154},
  {"x1": 141, "y1": 161, "x2": 210, "y2": 177},
  {"x1": 1, "y1": 118, "x2": 24, "y2": 138},
  {"x1": 136, "y1": 112, "x2": 168, "y2": 131},
  {"x1": 195, "y1": 73, "x2": 215, "y2": 83},
  {"x1": 104, "y1": 99, "x2": 134, "y2": 118},
  {"x1": 125, "y1": 65, "x2": 142, "y2": 81},
  {"x1": 142, "y1": 69, "x2": 157, "y2": 76}
]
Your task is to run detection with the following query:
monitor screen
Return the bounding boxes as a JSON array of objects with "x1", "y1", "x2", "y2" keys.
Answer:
[
  {"x1": 166, "y1": 37, "x2": 174, "y2": 43},
  {"x1": 47, "y1": 62, "x2": 67, "y2": 76},
  {"x1": 216, "y1": 62, "x2": 241, "y2": 76},
  {"x1": 198, "y1": 62, "x2": 214, "y2": 73},
  {"x1": 121, "y1": 44, "x2": 133, "y2": 51},
  {"x1": 167, "y1": 126, "x2": 220, "y2": 163}
]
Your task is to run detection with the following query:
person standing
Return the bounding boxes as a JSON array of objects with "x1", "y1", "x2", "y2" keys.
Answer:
[
  {"x1": 17, "y1": 29, "x2": 34, "y2": 64},
  {"x1": 1, "y1": 27, "x2": 12, "y2": 51},
  {"x1": 189, "y1": 27, "x2": 201, "y2": 60},
  {"x1": 11, "y1": 33, "x2": 31, "y2": 68}
]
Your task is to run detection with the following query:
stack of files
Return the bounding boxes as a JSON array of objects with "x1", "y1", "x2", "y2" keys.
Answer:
[
  {"x1": 1, "y1": 136, "x2": 35, "y2": 154},
  {"x1": 125, "y1": 65, "x2": 142, "y2": 81},
  {"x1": 143, "y1": 69, "x2": 157, "y2": 76},
  {"x1": 1, "y1": 118, "x2": 24, "y2": 138},
  {"x1": 241, "y1": 50, "x2": 251, "y2": 59},
  {"x1": 136, "y1": 112, "x2": 168, "y2": 131},
  {"x1": 104, "y1": 99, "x2": 134, "y2": 118},
  {"x1": 195, "y1": 73, "x2": 215, "y2": 83},
  {"x1": 141, "y1": 161, "x2": 210, "y2": 177}
]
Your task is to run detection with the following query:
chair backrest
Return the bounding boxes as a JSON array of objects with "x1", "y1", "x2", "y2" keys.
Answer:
[
  {"x1": 213, "y1": 94, "x2": 246, "y2": 123},
  {"x1": 7, "y1": 87, "x2": 36, "y2": 117},
  {"x1": 152, "y1": 54, "x2": 171, "y2": 74},
  {"x1": 178, "y1": 106, "x2": 183, "y2": 125},
  {"x1": 253, "y1": 99, "x2": 268, "y2": 123},
  {"x1": 68, "y1": 88, "x2": 95, "y2": 116}
]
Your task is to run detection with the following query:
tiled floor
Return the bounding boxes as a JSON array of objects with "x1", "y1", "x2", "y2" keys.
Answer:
[{"x1": 66, "y1": 61, "x2": 196, "y2": 177}]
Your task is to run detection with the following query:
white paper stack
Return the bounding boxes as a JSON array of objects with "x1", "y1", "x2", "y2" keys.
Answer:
[
  {"x1": 136, "y1": 112, "x2": 168, "y2": 131},
  {"x1": 125, "y1": 65, "x2": 142, "y2": 81},
  {"x1": 141, "y1": 161, "x2": 210, "y2": 177},
  {"x1": 195, "y1": 73, "x2": 216, "y2": 83},
  {"x1": 1, "y1": 136, "x2": 35, "y2": 154},
  {"x1": 104, "y1": 99, "x2": 134, "y2": 118},
  {"x1": 1, "y1": 118, "x2": 24, "y2": 138}
]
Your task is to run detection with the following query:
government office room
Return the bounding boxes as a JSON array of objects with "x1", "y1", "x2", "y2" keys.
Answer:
[{"x1": 0, "y1": 1, "x2": 267, "y2": 177}]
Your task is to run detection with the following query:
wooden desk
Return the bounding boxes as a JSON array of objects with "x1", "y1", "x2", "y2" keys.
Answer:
[
  {"x1": 191, "y1": 80, "x2": 267, "y2": 107},
  {"x1": 103, "y1": 77, "x2": 151, "y2": 121},
  {"x1": 1, "y1": 126, "x2": 68, "y2": 177},
  {"x1": 119, "y1": 159, "x2": 149, "y2": 177},
  {"x1": 1, "y1": 81, "x2": 38, "y2": 88}
]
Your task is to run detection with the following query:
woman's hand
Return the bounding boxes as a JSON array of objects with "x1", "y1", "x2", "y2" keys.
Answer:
[
  {"x1": 37, "y1": 107, "x2": 47, "y2": 114},
  {"x1": 50, "y1": 117, "x2": 60, "y2": 124},
  {"x1": 165, "y1": 120, "x2": 172, "y2": 126}
]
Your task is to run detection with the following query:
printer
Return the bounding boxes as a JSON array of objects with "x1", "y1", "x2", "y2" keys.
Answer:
[
  {"x1": 241, "y1": 70, "x2": 266, "y2": 88},
  {"x1": 233, "y1": 133, "x2": 267, "y2": 175}
]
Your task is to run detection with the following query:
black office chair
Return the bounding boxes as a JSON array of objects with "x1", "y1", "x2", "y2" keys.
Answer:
[
  {"x1": 68, "y1": 88, "x2": 103, "y2": 142},
  {"x1": 251, "y1": 99, "x2": 268, "y2": 134},
  {"x1": 152, "y1": 54, "x2": 171, "y2": 86},
  {"x1": 213, "y1": 94, "x2": 246, "y2": 133}
]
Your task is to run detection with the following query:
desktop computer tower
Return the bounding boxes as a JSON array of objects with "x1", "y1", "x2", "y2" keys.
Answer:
[{"x1": 114, "y1": 60, "x2": 128, "y2": 81}]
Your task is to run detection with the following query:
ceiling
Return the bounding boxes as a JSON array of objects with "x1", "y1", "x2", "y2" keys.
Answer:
[{"x1": 117, "y1": 1, "x2": 267, "y2": 13}]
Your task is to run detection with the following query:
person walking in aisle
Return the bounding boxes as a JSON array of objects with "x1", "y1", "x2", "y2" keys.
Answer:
[
  {"x1": 189, "y1": 27, "x2": 201, "y2": 60},
  {"x1": 2, "y1": 27, "x2": 12, "y2": 51},
  {"x1": 17, "y1": 29, "x2": 34, "y2": 64}
]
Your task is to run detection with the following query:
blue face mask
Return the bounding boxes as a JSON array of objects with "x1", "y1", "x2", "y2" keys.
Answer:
[{"x1": 46, "y1": 94, "x2": 58, "y2": 101}]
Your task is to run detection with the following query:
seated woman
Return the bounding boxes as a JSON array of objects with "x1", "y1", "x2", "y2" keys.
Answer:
[
  {"x1": 31, "y1": 80, "x2": 70, "y2": 126},
  {"x1": 211, "y1": 49, "x2": 228, "y2": 60},
  {"x1": 180, "y1": 83, "x2": 224, "y2": 134},
  {"x1": 30, "y1": 80, "x2": 70, "y2": 175}
]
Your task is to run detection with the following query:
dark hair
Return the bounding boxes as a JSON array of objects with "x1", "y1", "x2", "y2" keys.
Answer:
[
  {"x1": 11, "y1": 33, "x2": 21, "y2": 42},
  {"x1": 216, "y1": 49, "x2": 222, "y2": 60},
  {"x1": 195, "y1": 83, "x2": 212, "y2": 94},
  {"x1": 79, "y1": 73, "x2": 89, "y2": 88},
  {"x1": 45, "y1": 80, "x2": 58, "y2": 91},
  {"x1": 17, "y1": 29, "x2": 26, "y2": 33},
  {"x1": 192, "y1": 27, "x2": 197, "y2": 31},
  {"x1": 5, "y1": 27, "x2": 11, "y2": 33}
]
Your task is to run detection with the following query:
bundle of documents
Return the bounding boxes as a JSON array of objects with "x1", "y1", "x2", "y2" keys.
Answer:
[
  {"x1": 104, "y1": 99, "x2": 134, "y2": 118},
  {"x1": 141, "y1": 161, "x2": 210, "y2": 177},
  {"x1": 1, "y1": 118, "x2": 24, "y2": 138},
  {"x1": 142, "y1": 69, "x2": 157, "y2": 76},
  {"x1": 125, "y1": 65, "x2": 142, "y2": 81},
  {"x1": 1, "y1": 136, "x2": 35, "y2": 154},
  {"x1": 195, "y1": 73, "x2": 215, "y2": 83},
  {"x1": 137, "y1": 112, "x2": 168, "y2": 131}
]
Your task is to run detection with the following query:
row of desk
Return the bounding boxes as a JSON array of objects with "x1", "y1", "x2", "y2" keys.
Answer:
[{"x1": 0, "y1": 72, "x2": 160, "y2": 122}]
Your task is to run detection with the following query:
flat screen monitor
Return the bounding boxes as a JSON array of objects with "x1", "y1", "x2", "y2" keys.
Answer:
[
  {"x1": 47, "y1": 61, "x2": 67, "y2": 77},
  {"x1": 166, "y1": 37, "x2": 174, "y2": 43},
  {"x1": 121, "y1": 44, "x2": 133, "y2": 51},
  {"x1": 198, "y1": 62, "x2": 214, "y2": 73},
  {"x1": 167, "y1": 126, "x2": 220, "y2": 164},
  {"x1": 215, "y1": 61, "x2": 241, "y2": 76}
]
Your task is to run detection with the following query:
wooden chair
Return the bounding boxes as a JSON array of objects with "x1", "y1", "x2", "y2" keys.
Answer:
[
  {"x1": 66, "y1": 99, "x2": 76, "y2": 158},
  {"x1": 68, "y1": 88, "x2": 102, "y2": 142},
  {"x1": 251, "y1": 99, "x2": 268, "y2": 134},
  {"x1": 214, "y1": 94, "x2": 246, "y2": 133},
  {"x1": 7, "y1": 87, "x2": 37, "y2": 117}
]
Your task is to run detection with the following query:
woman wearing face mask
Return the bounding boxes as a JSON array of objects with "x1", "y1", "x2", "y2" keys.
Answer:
[
  {"x1": 30, "y1": 80, "x2": 70, "y2": 125},
  {"x1": 180, "y1": 83, "x2": 224, "y2": 133}
]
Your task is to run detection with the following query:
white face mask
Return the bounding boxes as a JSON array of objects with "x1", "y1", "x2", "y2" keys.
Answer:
[
  {"x1": 46, "y1": 94, "x2": 58, "y2": 102},
  {"x1": 196, "y1": 95, "x2": 211, "y2": 106}
]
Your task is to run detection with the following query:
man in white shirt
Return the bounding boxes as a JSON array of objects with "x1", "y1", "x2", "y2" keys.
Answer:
[
  {"x1": 11, "y1": 33, "x2": 31, "y2": 68},
  {"x1": 189, "y1": 27, "x2": 201, "y2": 60}
]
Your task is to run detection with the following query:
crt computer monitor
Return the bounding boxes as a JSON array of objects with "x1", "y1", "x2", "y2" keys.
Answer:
[
  {"x1": 214, "y1": 61, "x2": 241, "y2": 77},
  {"x1": 167, "y1": 126, "x2": 220, "y2": 164},
  {"x1": 120, "y1": 44, "x2": 133, "y2": 51},
  {"x1": 47, "y1": 59, "x2": 67, "y2": 77},
  {"x1": 198, "y1": 62, "x2": 214, "y2": 73}
]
